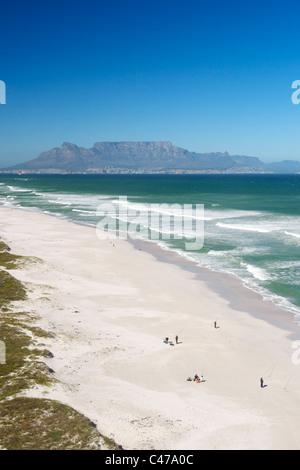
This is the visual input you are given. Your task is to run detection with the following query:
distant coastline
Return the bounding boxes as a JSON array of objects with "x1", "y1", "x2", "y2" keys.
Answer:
[
  {"x1": 0, "y1": 168, "x2": 278, "y2": 175},
  {"x1": 3, "y1": 141, "x2": 300, "y2": 174}
]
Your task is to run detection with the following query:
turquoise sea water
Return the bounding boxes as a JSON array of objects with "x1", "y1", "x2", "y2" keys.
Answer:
[{"x1": 1, "y1": 174, "x2": 300, "y2": 317}]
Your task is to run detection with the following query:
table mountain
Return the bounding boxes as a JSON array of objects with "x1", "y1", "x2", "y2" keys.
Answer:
[{"x1": 3, "y1": 141, "x2": 299, "y2": 173}]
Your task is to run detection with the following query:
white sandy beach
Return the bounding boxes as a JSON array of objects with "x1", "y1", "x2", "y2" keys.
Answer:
[{"x1": 1, "y1": 205, "x2": 300, "y2": 450}]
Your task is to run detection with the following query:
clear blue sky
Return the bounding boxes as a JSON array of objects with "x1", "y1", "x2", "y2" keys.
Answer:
[{"x1": 1, "y1": 0, "x2": 300, "y2": 167}]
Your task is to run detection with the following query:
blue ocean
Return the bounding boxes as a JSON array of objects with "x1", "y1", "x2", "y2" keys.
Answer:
[{"x1": 1, "y1": 174, "x2": 300, "y2": 317}]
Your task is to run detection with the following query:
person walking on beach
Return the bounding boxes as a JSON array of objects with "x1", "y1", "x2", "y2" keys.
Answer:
[
  {"x1": 260, "y1": 377, "x2": 264, "y2": 388},
  {"x1": 175, "y1": 335, "x2": 179, "y2": 344},
  {"x1": 214, "y1": 321, "x2": 217, "y2": 329}
]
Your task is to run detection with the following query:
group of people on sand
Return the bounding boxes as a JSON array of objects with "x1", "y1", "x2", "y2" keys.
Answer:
[
  {"x1": 163, "y1": 335, "x2": 179, "y2": 346},
  {"x1": 187, "y1": 374, "x2": 205, "y2": 383},
  {"x1": 163, "y1": 335, "x2": 206, "y2": 383},
  {"x1": 164, "y1": 323, "x2": 265, "y2": 388},
  {"x1": 164, "y1": 321, "x2": 267, "y2": 388}
]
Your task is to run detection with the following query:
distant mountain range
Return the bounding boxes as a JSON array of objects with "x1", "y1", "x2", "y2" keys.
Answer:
[{"x1": 3, "y1": 141, "x2": 300, "y2": 174}]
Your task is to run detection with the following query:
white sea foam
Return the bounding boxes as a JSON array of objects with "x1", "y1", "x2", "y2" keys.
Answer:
[
  {"x1": 113, "y1": 199, "x2": 262, "y2": 222},
  {"x1": 72, "y1": 209, "x2": 97, "y2": 214},
  {"x1": 48, "y1": 200, "x2": 71, "y2": 205},
  {"x1": 208, "y1": 250, "x2": 228, "y2": 257},
  {"x1": 242, "y1": 263, "x2": 270, "y2": 281},
  {"x1": 216, "y1": 222, "x2": 270, "y2": 233},
  {"x1": 284, "y1": 231, "x2": 300, "y2": 239},
  {"x1": 7, "y1": 186, "x2": 33, "y2": 193}
]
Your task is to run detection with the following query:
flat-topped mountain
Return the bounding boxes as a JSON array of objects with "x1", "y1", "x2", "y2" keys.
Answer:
[{"x1": 3, "y1": 141, "x2": 300, "y2": 173}]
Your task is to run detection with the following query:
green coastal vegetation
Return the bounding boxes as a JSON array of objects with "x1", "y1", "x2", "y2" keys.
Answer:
[{"x1": 0, "y1": 240, "x2": 119, "y2": 450}]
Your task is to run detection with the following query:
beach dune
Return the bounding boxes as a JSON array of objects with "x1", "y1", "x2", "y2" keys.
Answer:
[{"x1": 1, "y1": 206, "x2": 300, "y2": 450}]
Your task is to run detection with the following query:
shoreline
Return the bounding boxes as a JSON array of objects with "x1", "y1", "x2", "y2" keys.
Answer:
[
  {"x1": 3, "y1": 200, "x2": 300, "y2": 334},
  {"x1": 6, "y1": 201, "x2": 300, "y2": 331},
  {"x1": 2, "y1": 205, "x2": 300, "y2": 449}
]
